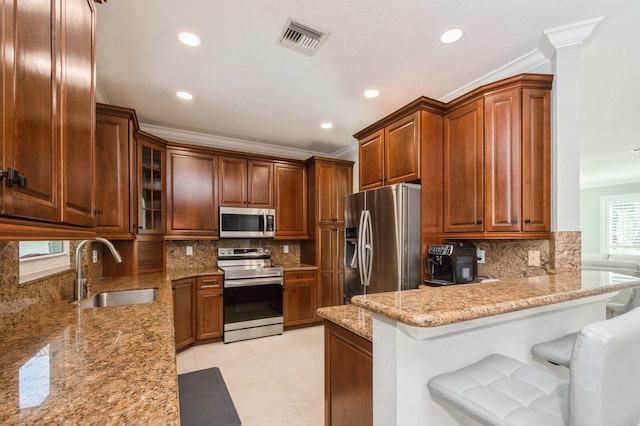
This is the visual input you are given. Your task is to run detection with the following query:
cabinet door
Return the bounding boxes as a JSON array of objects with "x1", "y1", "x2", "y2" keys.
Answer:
[
  {"x1": 197, "y1": 288, "x2": 223, "y2": 340},
  {"x1": 318, "y1": 226, "x2": 343, "y2": 308},
  {"x1": 1, "y1": 0, "x2": 60, "y2": 222},
  {"x1": 166, "y1": 149, "x2": 218, "y2": 236},
  {"x1": 95, "y1": 110, "x2": 131, "y2": 235},
  {"x1": 385, "y1": 111, "x2": 421, "y2": 186},
  {"x1": 247, "y1": 160, "x2": 273, "y2": 207},
  {"x1": 484, "y1": 88, "x2": 521, "y2": 232},
  {"x1": 283, "y1": 271, "x2": 317, "y2": 326},
  {"x1": 522, "y1": 88, "x2": 551, "y2": 232},
  {"x1": 444, "y1": 99, "x2": 484, "y2": 233},
  {"x1": 274, "y1": 162, "x2": 307, "y2": 238},
  {"x1": 60, "y1": 0, "x2": 95, "y2": 227},
  {"x1": 138, "y1": 137, "x2": 165, "y2": 234},
  {"x1": 358, "y1": 130, "x2": 384, "y2": 191},
  {"x1": 173, "y1": 278, "x2": 196, "y2": 352},
  {"x1": 318, "y1": 163, "x2": 338, "y2": 223},
  {"x1": 325, "y1": 321, "x2": 373, "y2": 426},
  {"x1": 218, "y1": 156, "x2": 246, "y2": 207},
  {"x1": 334, "y1": 165, "x2": 352, "y2": 224}
]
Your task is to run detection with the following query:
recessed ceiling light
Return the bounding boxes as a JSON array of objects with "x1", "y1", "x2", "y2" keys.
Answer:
[
  {"x1": 631, "y1": 148, "x2": 640, "y2": 154},
  {"x1": 320, "y1": 122, "x2": 333, "y2": 129},
  {"x1": 178, "y1": 31, "x2": 203, "y2": 47},
  {"x1": 176, "y1": 91, "x2": 193, "y2": 100},
  {"x1": 440, "y1": 28, "x2": 464, "y2": 44},
  {"x1": 364, "y1": 89, "x2": 380, "y2": 98}
]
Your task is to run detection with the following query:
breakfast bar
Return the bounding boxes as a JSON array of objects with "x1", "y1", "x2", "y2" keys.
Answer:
[{"x1": 319, "y1": 270, "x2": 640, "y2": 426}]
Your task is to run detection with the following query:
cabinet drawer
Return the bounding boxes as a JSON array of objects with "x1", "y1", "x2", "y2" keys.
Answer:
[
  {"x1": 197, "y1": 275, "x2": 222, "y2": 289},
  {"x1": 284, "y1": 271, "x2": 316, "y2": 283}
]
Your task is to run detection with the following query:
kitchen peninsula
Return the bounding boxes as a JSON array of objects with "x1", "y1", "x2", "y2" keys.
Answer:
[{"x1": 318, "y1": 270, "x2": 640, "y2": 426}]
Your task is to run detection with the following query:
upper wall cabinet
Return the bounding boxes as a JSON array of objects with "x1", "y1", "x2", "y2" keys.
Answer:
[
  {"x1": 137, "y1": 133, "x2": 166, "y2": 235},
  {"x1": 95, "y1": 104, "x2": 137, "y2": 238},
  {"x1": 218, "y1": 156, "x2": 273, "y2": 208},
  {"x1": 274, "y1": 162, "x2": 307, "y2": 239},
  {"x1": 355, "y1": 102, "x2": 446, "y2": 192},
  {"x1": 443, "y1": 75, "x2": 553, "y2": 238},
  {"x1": 166, "y1": 147, "x2": 218, "y2": 237},
  {"x1": 0, "y1": 0, "x2": 96, "y2": 234}
]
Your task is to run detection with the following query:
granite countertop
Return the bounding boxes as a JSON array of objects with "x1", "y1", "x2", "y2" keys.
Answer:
[
  {"x1": 0, "y1": 268, "x2": 220, "y2": 425},
  {"x1": 277, "y1": 264, "x2": 317, "y2": 271},
  {"x1": 317, "y1": 304, "x2": 372, "y2": 341},
  {"x1": 350, "y1": 270, "x2": 640, "y2": 328}
]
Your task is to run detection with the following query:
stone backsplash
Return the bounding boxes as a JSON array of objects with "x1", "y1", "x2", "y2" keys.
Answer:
[{"x1": 166, "y1": 240, "x2": 301, "y2": 269}]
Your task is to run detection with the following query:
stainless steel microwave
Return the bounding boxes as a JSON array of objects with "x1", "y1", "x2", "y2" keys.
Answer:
[{"x1": 219, "y1": 207, "x2": 276, "y2": 238}]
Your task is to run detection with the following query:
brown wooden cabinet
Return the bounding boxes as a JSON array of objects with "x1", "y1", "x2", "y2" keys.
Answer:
[
  {"x1": 274, "y1": 162, "x2": 308, "y2": 239},
  {"x1": 302, "y1": 157, "x2": 353, "y2": 308},
  {"x1": 283, "y1": 270, "x2": 317, "y2": 326},
  {"x1": 166, "y1": 148, "x2": 218, "y2": 236},
  {"x1": 324, "y1": 321, "x2": 372, "y2": 426},
  {"x1": 196, "y1": 275, "x2": 223, "y2": 340},
  {"x1": 218, "y1": 156, "x2": 273, "y2": 208},
  {"x1": 173, "y1": 277, "x2": 196, "y2": 352},
  {"x1": 137, "y1": 133, "x2": 165, "y2": 234},
  {"x1": 0, "y1": 0, "x2": 95, "y2": 229},
  {"x1": 443, "y1": 99, "x2": 485, "y2": 233},
  {"x1": 357, "y1": 111, "x2": 421, "y2": 191},
  {"x1": 95, "y1": 104, "x2": 136, "y2": 237},
  {"x1": 442, "y1": 77, "x2": 552, "y2": 238}
]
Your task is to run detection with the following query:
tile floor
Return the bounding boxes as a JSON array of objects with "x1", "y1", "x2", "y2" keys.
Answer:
[{"x1": 176, "y1": 325, "x2": 324, "y2": 426}]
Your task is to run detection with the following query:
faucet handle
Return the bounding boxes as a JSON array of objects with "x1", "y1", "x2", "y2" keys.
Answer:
[{"x1": 85, "y1": 281, "x2": 92, "y2": 295}]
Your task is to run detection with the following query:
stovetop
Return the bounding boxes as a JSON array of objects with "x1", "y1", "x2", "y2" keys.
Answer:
[{"x1": 218, "y1": 247, "x2": 283, "y2": 280}]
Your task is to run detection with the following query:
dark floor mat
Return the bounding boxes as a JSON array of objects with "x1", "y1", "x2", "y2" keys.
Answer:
[{"x1": 178, "y1": 367, "x2": 242, "y2": 426}]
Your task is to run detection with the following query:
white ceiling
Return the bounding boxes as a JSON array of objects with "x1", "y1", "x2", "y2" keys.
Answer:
[{"x1": 95, "y1": 0, "x2": 636, "y2": 185}]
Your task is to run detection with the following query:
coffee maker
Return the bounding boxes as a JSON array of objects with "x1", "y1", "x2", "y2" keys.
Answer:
[{"x1": 424, "y1": 241, "x2": 478, "y2": 285}]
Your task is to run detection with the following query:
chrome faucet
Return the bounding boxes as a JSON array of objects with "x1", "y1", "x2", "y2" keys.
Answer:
[{"x1": 75, "y1": 237, "x2": 123, "y2": 302}]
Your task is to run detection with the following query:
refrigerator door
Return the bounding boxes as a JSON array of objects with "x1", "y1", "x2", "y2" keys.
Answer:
[
  {"x1": 344, "y1": 191, "x2": 365, "y2": 301},
  {"x1": 400, "y1": 184, "x2": 422, "y2": 290},
  {"x1": 365, "y1": 185, "x2": 402, "y2": 294}
]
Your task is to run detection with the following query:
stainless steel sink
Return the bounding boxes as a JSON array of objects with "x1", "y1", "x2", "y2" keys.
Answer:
[{"x1": 81, "y1": 288, "x2": 157, "y2": 309}]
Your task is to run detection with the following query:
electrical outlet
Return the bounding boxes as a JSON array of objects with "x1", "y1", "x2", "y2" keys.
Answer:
[
  {"x1": 476, "y1": 249, "x2": 485, "y2": 264},
  {"x1": 186, "y1": 246, "x2": 193, "y2": 256},
  {"x1": 283, "y1": 245, "x2": 289, "y2": 254},
  {"x1": 528, "y1": 250, "x2": 541, "y2": 267},
  {"x1": 92, "y1": 249, "x2": 98, "y2": 264}
]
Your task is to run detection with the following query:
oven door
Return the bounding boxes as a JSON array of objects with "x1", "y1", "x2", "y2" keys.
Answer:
[{"x1": 223, "y1": 278, "x2": 283, "y2": 338}]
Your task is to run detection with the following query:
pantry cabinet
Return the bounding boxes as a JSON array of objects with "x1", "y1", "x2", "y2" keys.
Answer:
[
  {"x1": 196, "y1": 276, "x2": 223, "y2": 340},
  {"x1": 218, "y1": 156, "x2": 273, "y2": 208},
  {"x1": 0, "y1": 0, "x2": 96, "y2": 231},
  {"x1": 274, "y1": 162, "x2": 308, "y2": 239},
  {"x1": 283, "y1": 270, "x2": 318, "y2": 326},
  {"x1": 166, "y1": 148, "x2": 218, "y2": 237},
  {"x1": 301, "y1": 157, "x2": 353, "y2": 308}
]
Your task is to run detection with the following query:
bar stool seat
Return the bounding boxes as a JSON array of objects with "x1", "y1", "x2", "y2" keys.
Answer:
[
  {"x1": 530, "y1": 332, "x2": 577, "y2": 367},
  {"x1": 428, "y1": 307, "x2": 640, "y2": 426}
]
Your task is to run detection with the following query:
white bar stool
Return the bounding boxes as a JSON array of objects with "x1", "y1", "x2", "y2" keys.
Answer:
[{"x1": 428, "y1": 307, "x2": 640, "y2": 426}]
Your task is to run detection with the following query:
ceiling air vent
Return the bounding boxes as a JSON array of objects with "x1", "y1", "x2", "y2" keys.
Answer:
[{"x1": 278, "y1": 19, "x2": 329, "y2": 56}]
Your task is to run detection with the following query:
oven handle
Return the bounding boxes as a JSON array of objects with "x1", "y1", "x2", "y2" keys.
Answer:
[{"x1": 223, "y1": 277, "x2": 284, "y2": 288}]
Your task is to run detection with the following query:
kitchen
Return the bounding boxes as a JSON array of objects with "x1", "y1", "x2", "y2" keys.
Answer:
[{"x1": 2, "y1": 0, "x2": 640, "y2": 425}]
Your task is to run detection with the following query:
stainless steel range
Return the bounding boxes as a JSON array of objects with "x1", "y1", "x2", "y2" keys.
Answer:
[{"x1": 218, "y1": 247, "x2": 284, "y2": 343}]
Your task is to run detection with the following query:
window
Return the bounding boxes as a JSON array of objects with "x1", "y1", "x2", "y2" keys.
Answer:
[
  {"x1": 602, "y1": 193, "x2": 640, "y2": 255},
  {"x1": 19, "y1": 241, "x2": 71, "y2": 283}
]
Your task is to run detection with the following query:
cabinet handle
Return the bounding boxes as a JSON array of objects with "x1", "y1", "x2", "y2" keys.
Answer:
[
  {"x1": 476, "y1": 220, "x2": 483, "y2": 225},
  {"x1": 524, "y1": 219, "x2": 531, "y2": 224},
  {"x1": 94, "y1": 209, "x2": 103, "y2": 215},
  {"x1": 512, "y1": 219, "x2": 519, "y2": 224},
  {"x1": 0, "y1": 168, "x2": 28, "y2": 188}
]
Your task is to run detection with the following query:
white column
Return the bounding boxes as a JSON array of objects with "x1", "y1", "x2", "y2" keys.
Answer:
[{"x1": 540, "y1": 18, "x2": 603, "y2": 232}]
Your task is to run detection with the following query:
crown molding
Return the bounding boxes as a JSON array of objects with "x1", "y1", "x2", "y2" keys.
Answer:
[
  {"x1": 439, "y1": 48, "x2": 550, "y2": 103},
  {"x1": 543, "y1": 17, "x2": 603, "y2": 49},
  {"x1": 139, "y1": 123, "x2": 329, "y2": 160},
  {"x1": 331, "y1": 141, "x2": 358, "y2": 160}
]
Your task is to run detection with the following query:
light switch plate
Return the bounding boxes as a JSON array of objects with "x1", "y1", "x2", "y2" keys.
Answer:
[
  {"x1": 92, "y1": 249, "x2": 98, "y2": 263},
  {"x1": 283, "y1": 245, "x2": 289, "y2": 254},
  {"x1": 186, "y1": 246, "x2": 193, "y2": 256},
  {"x1": 477, "y1": 249, "x2": 485, "y2": 264},
  {"x1": 528, "y1": 250, "x2": 541, "y2": 267}
]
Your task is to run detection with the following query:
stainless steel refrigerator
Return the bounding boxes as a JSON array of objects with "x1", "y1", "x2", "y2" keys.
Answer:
[{"x1": 344, "y1": 183, "x2": 421, "y2": 302}]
